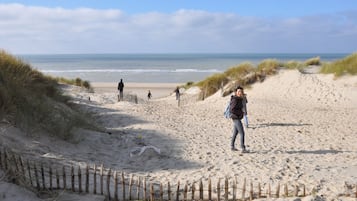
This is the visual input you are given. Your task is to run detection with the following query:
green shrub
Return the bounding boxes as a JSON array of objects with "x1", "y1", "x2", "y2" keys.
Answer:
[{"x1": 196, "y1": 73, "x2": 228, "y2": 98}]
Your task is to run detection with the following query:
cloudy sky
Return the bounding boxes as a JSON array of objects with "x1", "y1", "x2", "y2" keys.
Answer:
[{"x1": 1, "y1": 0, "x2": 357, "y2": 54}]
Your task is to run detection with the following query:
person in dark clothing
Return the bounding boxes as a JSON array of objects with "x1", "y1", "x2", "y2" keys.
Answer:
[
  {"x1": 229, "y1": 86, "x2": 248, "y2": 153},
  {"x1": 118, "y1": 79, "x2": 124, "y2": 101},
  {"x1": 147, "y1": 90, "x2": 152, "y2": 100}
]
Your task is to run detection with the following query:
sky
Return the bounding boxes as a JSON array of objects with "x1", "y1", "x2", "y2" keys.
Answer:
[{"x1": 0, "y1": 0, "x2": 357, "y2": 54}]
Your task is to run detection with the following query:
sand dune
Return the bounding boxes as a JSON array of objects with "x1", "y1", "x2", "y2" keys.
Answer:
[{"x1": 1, "y1": 69, "x2": 357, "y2": 200}]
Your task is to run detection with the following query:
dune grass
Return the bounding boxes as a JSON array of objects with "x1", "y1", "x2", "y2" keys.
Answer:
[
  {"x1": 0, "y1": 50, "x2": 98, "y2": 140},
  {"x1": 194, "y1": 54, "x2": 354, "y2": 98},
  {"x1": 320, "y1": 53, "x2": 357, "y2": 76}
]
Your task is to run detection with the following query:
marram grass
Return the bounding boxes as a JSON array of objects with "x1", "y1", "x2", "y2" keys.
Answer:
[{"x1": 0, "y1": 50, "x2": 99, "y2": 139}]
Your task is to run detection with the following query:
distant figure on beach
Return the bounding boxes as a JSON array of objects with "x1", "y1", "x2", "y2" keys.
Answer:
[
  {"x1": 242, "y1": 90, "x2": 249, "y2": 128},
  {"x1": 147, "y1": 90, "x2": 152, "y2": 100},
  {"x1": 117, "y1": 79, "x2": 124, "y2": 101},
  {"x1": 175, "y1": 87, "x2": 180, "y2": 100},
  {"x1": 229, "y1": 86, "x2": 248, "y2": 153}
]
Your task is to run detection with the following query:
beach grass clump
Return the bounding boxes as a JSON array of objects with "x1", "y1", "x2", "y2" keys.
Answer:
[
  {"x1": 320, "y1": 53, "x2": 357, "y2": 76},
  {"x1": 224, "y1": 62, "x2": 255, "y2": 80},
  {"x1": 256, "y1": 59, "x2": 280, "y2": 75},
  {"x1": 196, "y1": 73, "x2": 228, "y2": 98},
  {"x1": 55, "y1": 77, "x2": 93, "y2": 91},
  {"x1": 304, "y1": 56, "x2": 321, "y2": 66},
  {"x1": 0, "y1": 50, "x2": 98, "y2": 139},
  {"x1": 283, "y1": 60, "x2": 303, "y2": 69}
]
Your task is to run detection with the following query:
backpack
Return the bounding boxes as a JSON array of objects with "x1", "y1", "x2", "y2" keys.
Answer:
[{"x1": 224, "y1": 101, "x2": 231, "y2": 119}]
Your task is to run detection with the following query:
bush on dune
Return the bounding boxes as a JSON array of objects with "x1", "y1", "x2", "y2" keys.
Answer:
[{"x1": 0, "y1": 50, "x2": 98, "y2": 140}]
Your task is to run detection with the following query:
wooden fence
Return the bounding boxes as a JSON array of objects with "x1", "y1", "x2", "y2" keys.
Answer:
[{"x1": 1, "y1": 148, "x2": 356, "y2": 200}]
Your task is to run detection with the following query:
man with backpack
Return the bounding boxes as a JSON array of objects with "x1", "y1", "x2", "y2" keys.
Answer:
[{"x1": 229, "y1": 86, "x2": 248, "y2": 153}]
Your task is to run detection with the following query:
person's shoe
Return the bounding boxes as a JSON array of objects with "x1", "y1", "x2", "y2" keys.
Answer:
[
  {"x1": 241, "y1": 149, "x2": 249, "y2": 153},
  {"x1": 231, "y1": 148, "x2": 238, "y2": 151}
]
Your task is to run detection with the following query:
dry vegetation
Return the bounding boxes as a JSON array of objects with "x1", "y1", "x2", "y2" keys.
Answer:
[{"x1": 0, "y1": 50, "x2": 98, "y2": 139}]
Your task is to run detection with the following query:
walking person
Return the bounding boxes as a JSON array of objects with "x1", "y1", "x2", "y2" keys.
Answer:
[
  {"x1": 242, "y1": 90, "x2": 249, "y2": 128},
  {"x1": 117, "y1": 79, "x2": 124, "y2": 101},
  {"x1": 175, "y1": 87, "x2": 180, "y2": 106},
  {"x1": 147, "y1": 90, "x2": 152, "y2": 100},
  {"x1": 229, "y1": 86, "x2": 248, "y2": 153}
]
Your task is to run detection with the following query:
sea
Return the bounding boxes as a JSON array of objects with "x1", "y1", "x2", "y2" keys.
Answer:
[{"x1": 17, "y1": 53, "x2": 348, "y2": 83}]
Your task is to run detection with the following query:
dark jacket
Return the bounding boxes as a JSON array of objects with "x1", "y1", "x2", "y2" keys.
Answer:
[{"x1": 229, "y1": 95, "x2": 244, "y2": 120}]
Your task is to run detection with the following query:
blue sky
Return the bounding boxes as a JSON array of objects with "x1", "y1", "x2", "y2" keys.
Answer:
[{"x1": 0, "y1": 0, "x2": 357, "y2": 54}]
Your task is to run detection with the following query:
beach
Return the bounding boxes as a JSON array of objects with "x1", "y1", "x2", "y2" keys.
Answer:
[{"x1": 1, "y1": 69, "x2": 357, "y2": 200}]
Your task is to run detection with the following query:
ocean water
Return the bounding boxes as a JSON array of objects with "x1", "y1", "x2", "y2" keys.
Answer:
[{"x1": 18, "y1": 53, "x2": 347, "y2": 83}]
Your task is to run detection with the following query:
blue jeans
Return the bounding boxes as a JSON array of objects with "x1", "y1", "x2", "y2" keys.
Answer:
[{"x1": 231, "y1": 119, "x2": 246, "y2": 150}]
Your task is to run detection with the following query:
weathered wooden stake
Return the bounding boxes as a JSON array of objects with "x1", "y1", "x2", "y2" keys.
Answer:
[
  {"x1": 183, "y1": 181, "x2": 188, "y2": 201},
  {"x1": 27, "y1": 160, "x2": 33, "y2": 186},
  {"x1": 295, "y1": 185, "x2": 299, "y2": 197},
  {"x1": 100, "y1": 164, "x2": 104, "y2": 195},
  {"x1": 106, "y1": 169, "x2": 111, "y2": 200},
  {"x1": 56, "y1": 169, "x2": 59, "y2": 189},
  {"x1": 63, "y1": 166, "x2": 66, "y2": 190},
  {"x1": 258, "y1": 183, "x2": 261, "y2": 198},
  {"x1": 167, "y1": 181, "x2": 171, "y2": 201},
  {"x1": 225, "y1": 177, "x2": 229, "y2": 201},
  {"x1": 160, "y1": 183, "x2": 164, "y2": 201},
  {"x1": 176, "y1": 181, "x2": 180, "y2": 201},
  {"x1": 122, "y1": 172, "x2": 126, "y2": 201},
  {"x1": 242, "y1": 178, "x2": 246, "y2": 200},
  {"x1": 41, "y1": 163, "x2": 45, "y2": 189},
  {"x1": 129, "y1": 174, "x2": 134, "y2": 200},
  {"x1": 232, "y1": 178, "x2": 237, "y2": 201},
  {"x1": 150, "y1": 183, "x2": 154, "y2": 201},
  {"x1": 284, "y1": 184, "x2": 288, "y2": 197},
  {"x1": 71, "y1": 166, "x2": 75, "y2": 192},
  {"x1": 276, "y1": 183, "x2": 280, "y2": 198},
  {"x1": 49, "y1": 166, "x2": 52, "y2": 190},
  {"x1": 114, "y1": 171, "x2": 118, "y2": 201},
  {"x1": 250, "y1": 182, "x2": 253, "y2": 201},
  {"x1": 86, "y1": 165, "x2": 89, "y2": 193},
  {"x1": 217, "y1": 179, "x2": 221, "y2": 201},
  {"x1": 78, "y1": 166, "x2": 82, "y2": 193},
  {"x1": 137, "y1": 177, "x2": 141, "y2": 200},
  {"x1": 192, "y1": 182, "x2": 196, "y2": 201},
  {"x1": 93, "y1": 164, "x2": 97, "y2": 194},
  {"x1": 208, "y1": 178, "x2": 212, "y2": 201},
  {"x1": 34, "y1": 164, "x2": 40, "y2": 190}
]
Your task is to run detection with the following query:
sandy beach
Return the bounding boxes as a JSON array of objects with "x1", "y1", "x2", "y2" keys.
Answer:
[{"x1": 1, "y1": 69, "x2": 357, "y2": 200}]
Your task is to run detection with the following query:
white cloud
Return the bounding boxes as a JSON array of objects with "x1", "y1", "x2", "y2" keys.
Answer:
[{"x1": 0, "y1": 3, "x2": 356, "y2": 54}]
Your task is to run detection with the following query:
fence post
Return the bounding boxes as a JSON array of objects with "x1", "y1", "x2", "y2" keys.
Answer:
[
  {"x1": 114, "y1": 171, "x2": 118, "y2": 201},
  {"x1": 258, "y1": 183, "x2": 261, "y2": 198},
  {"x1": 295, "y1": 185, "x2": 299, "y2": 197},
  {"x1": 56, "y1": 169, "x2": 60, "y2": 189},
  {"x1": 184, "y1": 181, "x2": 188, "y2": 201},
  {"x1": 49, "y1": 165, "x2": 52, "y2": 190},
  {"x1": 63, "y1": 166, "x2": 66, "y2": 190},
  {"x1": 303, "y1": 184, "x2": 306, "y2": 197},
  {"x1": 144, "y1": 178, "x2": 147, "y2": 201},
  {"x1": 71, "y1": 166, "x2": 75, "y2": 192},
  {"x1": 129, "y1": 174, "x2": 134, "y2": 200},
  {"x1": 4, "y1": 150, "x2": 8, "y2": 170},
  {"x1": 86, "y1": 165, "x2": 89, "y2": 193},
  {"x1": 232, "y1": 177, "x2": 237, "y2": 201},
  {"x1": 192, "y1": 182, "x2": 196, "y2": 200},
  {"x1": 18, "y1": 156, "x2": 25, "y2": 182},
  {"x1": 93, "y1": 164, "x2": 97, "y2": 194},
  {"x1": 137, "y1": 177, "x2": 141, "y2": 200},
  {"x1": 27, "y1": 160, "x2": 33, "y2": 187},
  {"x1": 249, "y1": 182, "x2": 253, "y2": 201},
  {"x1": 78, "y1": 166, "x2": 82, "y2": 193},
  {"x1": 225, "y1": 177, "x2": 229, "y2": 201},
  {"x1": 208, "y1": 178, "x2": 212, "y2": 201},
  {"x1": 276, "y1": 182, "x2": 280, "y2": 198},
  {"x1": 160, "y1": 182, "x2": 164, "y2": 201},
  {"x1": 150, "y1": 183, "x2": 154, "y2": 201},
  {"x1": 242, "y1": 178, "x2": 246, "y2": 200},
  {"x1": 268, "y1": 184, "x2": 271, "y2": 198},
  {"x1": 34, "y1": 164, "x2": 40, "y2": 190},
  {"x1": 41, "y1": 163, "x2": 45, "y2": 190},
  {"x1": 176, "y1": 181, "x2": 180, "y2": 201},
  {"x1": 200, "y1": 179, "x2": 204, "y2": 200},
  {"x1": 217, "y1": 179, "x2": 220, "y2": 201},
  {"x1": 106, "y1": 168, "x2": 111, "y2": 200},
  {"x1": 0, "y1": 149, "x2": 2, "y2": 169},
  {"x1": 100, "y1": 164, "x2": 104, "y2": 195},
  {"x1": 122, "y1": 172, "x2": 126, "y2": 201},
  {"x1": 284, "y1": 184, "x2": 288, "y2": 197},
  {"x1": 167, "y1": 181, "x2": 171, "y2": 201}
]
